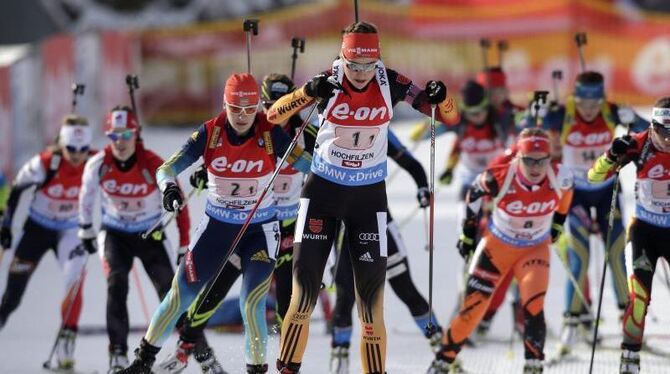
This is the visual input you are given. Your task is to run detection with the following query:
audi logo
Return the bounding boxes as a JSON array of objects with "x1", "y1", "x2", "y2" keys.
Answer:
[{"x1": 358, "y1": 233, "x2": 380, "y2": 241}]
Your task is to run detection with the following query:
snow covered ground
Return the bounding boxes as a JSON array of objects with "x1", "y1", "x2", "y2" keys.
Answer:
[{"x1": 1, "y1": 121, "x2": 670, "y2": 373}]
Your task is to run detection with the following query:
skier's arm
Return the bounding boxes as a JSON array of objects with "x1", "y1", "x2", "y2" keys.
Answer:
[
  {"x1": 270, "y1": 125, "x2": 312, "y2": 173},
  {"x1": 462, "y1": 170, "x2": 499, "y2": 230},
  {"x1": 2, "y1": 155, "x2": 46, "y2": 227},
  {"x1": 78, "y1": 153, "x2": 104, "y2": 227},
  {"x1": 388, "y1": 130, "x2": 428, "y2": 188},
  {"x1": 612, "y1": 103, "x2": 649, "y2": 133},
  {"x1": 147, "y1": 153, "x2": 190, "y2": 247},
  {"x1": 302, "y1": 123, "x2": 319, "y2": 155},
  {"x1": 387, "y1": 70, "x2": 460, "y2": 126},
  {"x1": 266, "y1": 87, "x2": 315, "y2": 125},
  {"x1": 156, "y1": 125, "x2": 207, "y2": 192}
]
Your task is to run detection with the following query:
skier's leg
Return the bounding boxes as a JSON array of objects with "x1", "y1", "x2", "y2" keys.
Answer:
[
  {"x1": 598, "y1": 190, "x2": 628, "y2": 311},
  {"x1": 565, "y1": 203, "x2": 591, "y2": 316},
  {"x1": 331, "y1": 238, "x2": 355, "y2": 348},
  {"x1": 278, "y1": 198, "x2": 337, "y2": 371},
  {"x1": 437, "y1": 235, "x2": 515, "y2": 363},
  {"x1": 513, "y1": 244, "x2": 550, "y2": 361},
  {"x1": 621, "y1": 219, "x2": 659, "y2": 352},
  {"x1": 101, "y1": 230, "x2": 135, "y2": 355},
  {"x1": 274, "y1": 218, "x2": 296, "y2": 324},
  {"x1": 385, "y1": 217, "x2": 439, "y2": 337},
  {"x1": 238, "y1": 221, "x2": 278, "y2": 371},
  {"x1": 0, "y1": 219, "x2": 53, "y2": 327},
  {"x1": 479, "y1": 270, "x2": 513, "y2": 334},
  {"x1": 53, "y1": 228, "x2": 87, "y2": 369},
  {"x1": 347, "y1": 210, "x2": 388, "y2": 374}
]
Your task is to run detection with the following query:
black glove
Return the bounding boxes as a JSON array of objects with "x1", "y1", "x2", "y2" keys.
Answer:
[
  {"x1": 456, "y1": 222, "x2": 477, "y2": 260},
  {"x1": 439, "y1": 168, "x2": 453, "y2": 185},
  {"x1": 77, "y1": 224, "x2": 97, "y2": 254},
  {"x1": 425, "y1": 80, "x2": 447, "y2": 105},
  {"x1": 416, "y1": 187, "x2": 430, "y2": 208},
  {"x1": 0, "y1": 226, "x2": 12, "y2": 250},
  {"x1": 189, "y1": 165, "x2": 208, "y2": 189},
  {"x1": 176, "y1": 246, "x2": 187, "y2": 265},
  {"x1": 551, "y1": 223, "x2": 564, "y2": 244},
  {"x1": 162, "y1": 183, "x2": 183, "y2": 212},
  {"x1": 607, "y1": 135, "x2": 636, "y2": 162},
  {"x1": 304, "y1": 74, "x2": 340, "y2": 101}
]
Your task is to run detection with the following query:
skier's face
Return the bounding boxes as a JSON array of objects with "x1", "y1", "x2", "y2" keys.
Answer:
[
  {"x1": 226, "y1": 102, "x2": 258, "y2": 135},
  {"x1": 652, "y1": 122, "x2": 670, "y2": 152},
  {"x1": 107, "y1": 129, "x2": 137, "y2": 161},
  {"x1": 575, "y1": 98, "x2": 602, "y2": 122},
  {"x1": 62, "y1": 145, "x2": 89, "y2": 166},
  {"x1": 343, "y1": 56, "x2": 377, "y2": 90},
  {"x1": 518, "y1": 151, "x2": 551, "y2": 184}
]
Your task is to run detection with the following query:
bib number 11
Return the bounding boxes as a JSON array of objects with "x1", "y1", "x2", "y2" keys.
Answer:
[{"x1": 334, "y1": 127, "x2": 380, "y2": 150}]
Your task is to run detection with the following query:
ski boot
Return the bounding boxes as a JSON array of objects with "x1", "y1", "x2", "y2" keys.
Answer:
[
  {"x1": 195, "y1": 346, "x2": 227, "y2": 373},
  {"x1": 119, "y1": 339, "x2": 160, "y2": 374},
  {"x1": 580, "y1": 312, "x2": 602, "y2": 345},
  {"x1": 427, "y1": 329, "x2": 443, "y2": 354},
  {"x1": 276, "y1": 360, "x2": 300, "y2": 374},
  {"x1": 108, "y1": 346, "x2": 130, "y2": 374},
  {"x1": 556, "y1": 314, "x2": 580, "y2": 357},
  {"x1": 619, "y1": 350, "x2": 640, "y2": 374},
  {"x1": 475, "y1": 318, "x2": 491, "y2": 340},
  {"x1": 426, "y1": 355, "x2": 450, "y2": 374},
  {"x1": 246, "y1": 363, "x2": 268, "y2": 373},
  {"x1": 155, "y1": 339, "x2": 194, "y2": 373},
  {"x1": 56, "y1": 328, "x2": 76, "y2": 370},
  {"x1": 329, "y1": 345, "x2": 349, "y2": 374},
  {"x1": 522, "y1": 359, "x2": 543, "y2": 374}
]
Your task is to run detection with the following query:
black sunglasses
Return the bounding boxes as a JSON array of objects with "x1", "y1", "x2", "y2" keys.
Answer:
[
  {"x1": 65, "y1": 145, "x2": 90, "y2": 153},
  {"x1": 520, "y1": 156, "x2": 550, "y2": 167}
]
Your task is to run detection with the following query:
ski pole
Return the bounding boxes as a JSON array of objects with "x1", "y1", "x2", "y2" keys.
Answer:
[
  {"x1": 588, "y1": 124, "x2": 630, "y2": 374},
  {"x1": 141, "y1": 196, "x2": 189, "y2": 240},
  {"x1": 354, "y1": 0, "x2": 359, "y2": 22},
  {"x1": 398, "y1": 186, "x2": 442, "y2": 229},
  {"x1": 42, "y1": 254, "x2": 89, "y2": 370},
  {"x1": 551, "y1": 245, "x2": 593, "y2": 315},
  {"x1": 290, "y1": 37, "x2": 305, "y2": 81},
  {"x1": 575, "y1": 32, "x2": 588, "y2": 72},
  {"x1": 188, "y1": 99, "x2": 321, "y2": 323},
  {"x1": 71, "y1": 83, "x2": 85, "y2": 114},
  {"x1": 426, "y1": 100, "x2": 437, "y2": 334},
  {"x1": 532, "y1": 91, "x2": 549, "y2": 128},
  {"x1": 479, "y1": 38, "x2": 491, "y2": 87},
  {"x1": 243, "y1": 19, "x2": 259, "y2": 74},
  {"x1": 497, "y1": 40, "x2": 508, "y2": 68}
]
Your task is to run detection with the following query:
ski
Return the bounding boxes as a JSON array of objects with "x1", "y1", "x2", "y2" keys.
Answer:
[{"x1": 43, "y1": 367, "x2": 99, "y2": 374}]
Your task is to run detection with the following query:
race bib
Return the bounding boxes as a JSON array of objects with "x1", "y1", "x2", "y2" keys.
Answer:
[
  {"x1": 47, "y1": 200, "x2": 76, "y2": 214},
  {"x1": 333, "y1": 126, "x2": 380, "y2": 150},
  {"x1": 110, "y1": 197, "x2": 146, "y2": 213},
  {"x1": 215, "y1": 178, "x2": 259, "y2": 198},
  {"x1": 273, "y1": 175, "x2": 293, "y2": 194},
  {"x1": 651, "y1": 180, "x2": 670, "y2": 199}
]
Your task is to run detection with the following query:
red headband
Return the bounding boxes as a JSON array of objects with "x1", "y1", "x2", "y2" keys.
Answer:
[
  {"x1": 517, "y1": 135, "x2": 550, "y2": 154},
  {"x1": 341, "y1": 33, "x2": 381, "y2": 60}
]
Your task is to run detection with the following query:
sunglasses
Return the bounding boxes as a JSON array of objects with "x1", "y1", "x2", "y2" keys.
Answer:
[
  {"x1": 520, "y1": 156, "x2": 551, "y2": 167},
  {"x1": 106, "y1": 130, "x2": 135, "y2": 142},
  {"x1": 653, "y1": 121, "x2": 670, "y2": 136},
  {"x1": 65, "y1": 145, "x2": 90, "y2": 153},
  {"x1": 227, "y1": 102, "x2": 258, "y2": 115},
  {"x1": 343, "y1": 58, "x2": 377, "y2": 73}
]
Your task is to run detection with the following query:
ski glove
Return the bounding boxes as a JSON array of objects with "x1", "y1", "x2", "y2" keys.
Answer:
[
  {"x1": 457, "y1": 233, "x2": 475, "y2": 260},
  {"x1": 607, "y1": 135, "x2": 636, "y2": 162},
  {"x1": 176, "y1": 246, "x2": 188, "y2": 265},
  {"x1": 425, "y1": 80, "x2": 447, "y2": 105},
  {"x1": 189, "y1": 165, "x2": 208, "y2": 189},
  {"x1": 417, "y1": 187, "x2": 431, "y2": 208},
  {"x1": 439, "y1": 168, "x2": 454, "y2": 185},
  {"x1": 0, "y1": 226, "x2": 11, "y2": 250},
  {"x1": 304, "y1": 74, "x2": 340, "y2": 101},
  {"x1": 78, "y1": 224, "x2": 97, "y2": 254},
  {"x1": 551, "y1": 222, "x2": 564, "y2": 244},
  {"x1": 162, "y1": 183, "x2": 183, "y2": 212}
]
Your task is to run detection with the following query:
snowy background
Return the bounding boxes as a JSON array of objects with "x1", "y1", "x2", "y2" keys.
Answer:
[{"x1": 1, "y1": 120, "x2": 670, "y2": 373}]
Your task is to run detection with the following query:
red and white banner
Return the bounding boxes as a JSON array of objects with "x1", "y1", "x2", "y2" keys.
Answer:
[
  {"x1": 0, "y1": 66, "x2": 13, "y2": 175},
  {"x1": 41, "y1": 35, "x2": 75, "y2": 143},
  {"x1": 99, "y1": 31, "x2": 138, "y2": 116}
]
